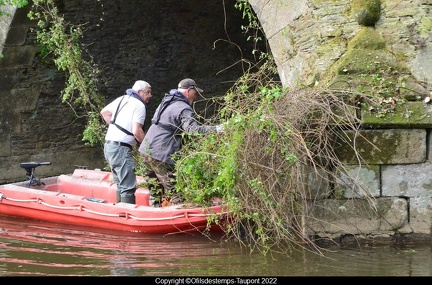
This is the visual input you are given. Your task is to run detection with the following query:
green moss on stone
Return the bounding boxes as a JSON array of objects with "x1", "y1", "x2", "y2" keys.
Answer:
[
  {"x1": 362, "y1": 102, "x2": 432, "y2": 128},
  {"x1": 348, "y1": 27, "x2": 386, "y2": 50},
  {"x1": 334, "y1": 129, "x2": 426, "y2": 164},
  {"x1": 321, "y1": 27, "x2": 426, "y2": 102},
  {"x1": 419, "y1": 17, "x2": 432, "y2": 38},
  {"x1": 352, "y1": 0, "x2": 381, "y2": 26}
]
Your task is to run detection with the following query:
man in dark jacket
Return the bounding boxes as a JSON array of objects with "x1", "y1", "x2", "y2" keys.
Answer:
[{"x1": 139, "y1": 78, "x2": 223, "y2": 206}]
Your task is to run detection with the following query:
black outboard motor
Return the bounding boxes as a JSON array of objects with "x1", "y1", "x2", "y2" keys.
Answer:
[{"x1": 19, "y1": 162, "x2": 51, "y2": 187}]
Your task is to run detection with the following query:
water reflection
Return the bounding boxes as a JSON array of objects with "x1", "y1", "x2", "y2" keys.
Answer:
[{"x1": 0, "y1": 215, "x2": 431, "y2": 276}]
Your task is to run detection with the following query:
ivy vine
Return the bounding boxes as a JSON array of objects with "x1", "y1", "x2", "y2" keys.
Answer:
[{"x1": 27, "y1": 0, "x2": 105, "y2": 145}]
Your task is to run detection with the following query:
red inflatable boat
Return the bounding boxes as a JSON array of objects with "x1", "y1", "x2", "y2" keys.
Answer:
[{"x1": 0, "y1": 162, "x2": 229, "y2": 234}]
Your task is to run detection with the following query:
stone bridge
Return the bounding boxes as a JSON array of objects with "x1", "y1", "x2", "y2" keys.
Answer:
[{"x1": 1, "y1": 0, "x2": 432, "y2": 242}]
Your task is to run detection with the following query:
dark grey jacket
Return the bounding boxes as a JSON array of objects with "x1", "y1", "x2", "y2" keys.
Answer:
[{"x1": 139, "y1": 89, "x2": 217, "y2": 165}]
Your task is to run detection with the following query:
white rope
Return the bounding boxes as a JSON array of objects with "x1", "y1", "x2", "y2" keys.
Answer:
[
  {"x1": 1, "y1": 196, "x2": 38, "y2": 203},
  {"x1": 82, "y1": 207, "x2": 126, "y2": 217},
  {"x1": 128, "y1": 211, "x2": 229, "y2": 221},
  {"x1": 39, "y1": 201, "x2": 81, "y2": 210}
]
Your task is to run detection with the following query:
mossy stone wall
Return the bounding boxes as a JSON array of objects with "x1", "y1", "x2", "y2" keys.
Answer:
[{"x1": 249, "y1": 0, "x2": 432, "y2": 242}]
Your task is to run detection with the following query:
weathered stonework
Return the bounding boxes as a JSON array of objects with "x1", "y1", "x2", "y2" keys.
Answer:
[
  {"x1": 307, "y1": 197, "x2": 408, "y2": 239},
  {"x1": 362, "y1": 102, "x2": 432, "y2": 127},
  {"x1": 248, "y1": 0, "x2": 432, "y2": 244},
  {"x1": 335, "y1": 165, "x2": 381, "y2": 198},
  {"x1": 335, "y1": 129, "x2": 426, "y2": 164}
]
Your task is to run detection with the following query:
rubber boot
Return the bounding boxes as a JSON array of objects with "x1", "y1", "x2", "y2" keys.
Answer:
[
  {"x1": 121, "y1": 195, "x2": 135, "y2": 204},
  {"x1": 116, "y1": 190, "x2": 121, "y2": 203}
]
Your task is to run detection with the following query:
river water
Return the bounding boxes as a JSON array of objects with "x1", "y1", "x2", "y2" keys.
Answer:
[{"x1": 0, "y1": 215, "x2": 431, "y2": 277}]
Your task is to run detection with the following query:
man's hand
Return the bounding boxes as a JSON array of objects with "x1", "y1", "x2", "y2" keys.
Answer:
[{"x1": 216, "y1": 124, "x2": 225, "y2": 133}]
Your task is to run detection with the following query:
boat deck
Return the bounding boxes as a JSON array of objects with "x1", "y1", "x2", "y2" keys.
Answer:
[{"x1": 11, "y1": 169, "x2": 150, "y2": 206}]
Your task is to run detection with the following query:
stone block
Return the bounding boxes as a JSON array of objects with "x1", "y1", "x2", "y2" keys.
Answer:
[
  {"x1": 248, "y1": 0, "x2": 307, "y2": 38},
  {"x1": 409, "y1": 196, "x2": 432, "y2": 234},
  {"x1": 307, "y1": 197, "x2": 408, "y2": 237},
  {"x1": 335, "y1": 164, "x2": 380, "y2": 198},
  {"x1": 334, "y1": 129, "x2": 426, "y2": 164},
  {"x1": 362, "y1": 102, "x2": 432, "y2": 128},
  {"x1": 307, "y1": 167, "x2": 331, "y2": 199},
  {"x1": 5, "y1": 26, "x2": 29, "y2": 46},
  {"x1": 382, "y1": 163, "x2": 432, "y2": 197},
  {"x1": 0, "y1": 46, "x2": 39, "y2": 67}
]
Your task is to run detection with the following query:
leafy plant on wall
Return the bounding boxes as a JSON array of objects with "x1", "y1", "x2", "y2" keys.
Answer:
[{"x1": 26, "y1": 0, "x2": 106, "y2": 146}]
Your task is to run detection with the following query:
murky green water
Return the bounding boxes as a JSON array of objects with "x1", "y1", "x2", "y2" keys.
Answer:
[{"x1": 0, "y1": 215, "x2": 431, "y2": 276}]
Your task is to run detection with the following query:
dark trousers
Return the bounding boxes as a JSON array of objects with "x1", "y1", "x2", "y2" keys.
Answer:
[{"x1": 143, "y1": 155, "x2": 176, "y2": 202}]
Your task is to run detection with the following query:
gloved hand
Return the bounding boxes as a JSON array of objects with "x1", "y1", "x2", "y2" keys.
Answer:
[{"x1": 216, "y1": 124, "x2": 225, "y2": 133}]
